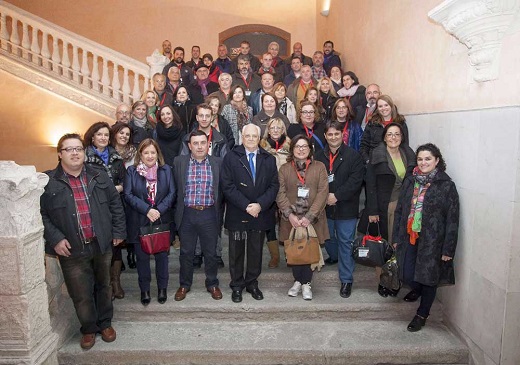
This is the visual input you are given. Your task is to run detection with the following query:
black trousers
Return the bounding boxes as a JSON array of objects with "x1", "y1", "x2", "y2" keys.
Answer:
[
  {"x1": 178, "y1": 206, "x2": 219, "y2": 289},
  {"x1": 292, "y1": 264, "x2": 313, "y2": 284},
  {"x1": 402, "y1": 240, "x2": 438, "y2": 318},
  {"x1": 228, "y1": 230, "x2": 265, "y2": 291}
]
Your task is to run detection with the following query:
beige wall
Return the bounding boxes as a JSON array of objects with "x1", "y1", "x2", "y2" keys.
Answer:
[
  {"x1": 7, "y1": 0, "x2": 317, "y2": 62},
  {"x1": 0, "y1": 70, "x2": 109, "y2": 172},
  {"x1": 318, "y1": 0, "x2": 520, "y2": 113}
]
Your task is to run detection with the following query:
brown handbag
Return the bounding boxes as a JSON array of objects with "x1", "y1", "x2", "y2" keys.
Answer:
[{"x1": 284, "y1": 227, "x2": 320, "y2": 265}]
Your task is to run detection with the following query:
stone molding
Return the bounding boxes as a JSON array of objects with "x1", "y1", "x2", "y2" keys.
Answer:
[{"x1": 429, "y1": 0, "x2": 520, "y2": 82}]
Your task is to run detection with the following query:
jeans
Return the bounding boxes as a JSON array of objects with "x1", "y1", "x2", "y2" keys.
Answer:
[
  {"x1": 58, "y1": 242, "x2": 113, "y2": 334},
  {"x1": 325, "y1": 218, "x2": 357, "y2": 283},
  {"x1": 178, "y1": 206, "x2": 219, "y2": 289}
]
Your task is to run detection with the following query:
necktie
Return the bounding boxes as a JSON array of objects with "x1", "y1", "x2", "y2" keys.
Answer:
[{"x1": 249, "y1": 153, "x2": 255, "y2": 183}]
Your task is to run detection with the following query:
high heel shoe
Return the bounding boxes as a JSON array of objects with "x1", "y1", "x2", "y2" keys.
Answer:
[
  {"x1": 141, "y1": 291, "x2": 151, "y2": 306},
  {"x1": 127, "y1": 252, "x2": 136, "y2": 269}
]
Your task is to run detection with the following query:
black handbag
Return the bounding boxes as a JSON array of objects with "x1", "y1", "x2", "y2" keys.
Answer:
[
  {"x1": 352, "y1": 223, "x2": 393, "y2": 267},
  {"x1": 139, "y1": 220, "x2": 171, "y2": 255}
]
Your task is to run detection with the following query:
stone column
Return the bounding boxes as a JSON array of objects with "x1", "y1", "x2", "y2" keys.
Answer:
[{"x1": 0, "y1": 161, "x2": 58, "y2": 365}]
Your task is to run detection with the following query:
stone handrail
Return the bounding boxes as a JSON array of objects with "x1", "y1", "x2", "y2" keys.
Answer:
[{"x1": 0, "y1": 1, "x2": 150, "y2": 106}]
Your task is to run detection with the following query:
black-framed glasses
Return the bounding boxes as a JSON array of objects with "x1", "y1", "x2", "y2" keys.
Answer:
[{"x1": 60, "y1": 147, "x2": 84, "y2": 153}]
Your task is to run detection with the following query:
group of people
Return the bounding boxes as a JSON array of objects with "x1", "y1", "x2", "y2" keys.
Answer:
[{"x1": 40, "y1": 39, "x2": 460, "y2": 350}]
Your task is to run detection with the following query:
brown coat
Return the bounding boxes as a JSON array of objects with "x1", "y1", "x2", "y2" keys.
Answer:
[{"x1": 276, "y1": 159, "x2": 330, "y2": 243}]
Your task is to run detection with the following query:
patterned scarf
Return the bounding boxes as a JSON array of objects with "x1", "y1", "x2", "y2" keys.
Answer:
[
  {"x1": 231, "y1": 100, "x2": 249, "y2": 132},
  {"x1": 278, "y1": 98, "x2": 288, "y2": 116},
  {"x1": 92, "y1": 146, "x2": 109, "y2": 166},
  {"x1": 407, "y1": 166, "x2": 438, "y2": 245},
  {"x1": 137, "y1": 162, "x2": 158, "y2": 205}
]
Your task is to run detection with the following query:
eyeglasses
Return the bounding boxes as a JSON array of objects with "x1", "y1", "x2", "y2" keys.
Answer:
[
  {"x1": 336, "y1": 106, "x2": 348, "y2": 110},
  {"x1": 60, "y1": 147, "x2": 84, "y2": 153},
  {"x1": 269, "y1": 126, "x2": 282, "y2": 131},
  {"x1": 385, "y1": 133, "x2": 401, "y2": 138},
  {"x1": 198, "y1": 114, "x2": 212, "y2": 120},
  {"x1": 295, "y1": 144, "x2": 309, "y2": 150},
  {"x1": 301, "y1": 110, "x2": 314, "y2": 115},
  {"x1": 116, "y1": 111, "x2": 130, "y2": 115}
]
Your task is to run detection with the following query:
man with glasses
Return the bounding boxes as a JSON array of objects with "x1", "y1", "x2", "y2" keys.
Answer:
[
  {"x1": 40, "y1": 133, "x2": 126, "y2": 350},
  {"x1": 221, "y1": 124, "x2": 279, "y2": 303},
  {"x1": 115, "y1": 103, "x2": 131, "y2": 124}
]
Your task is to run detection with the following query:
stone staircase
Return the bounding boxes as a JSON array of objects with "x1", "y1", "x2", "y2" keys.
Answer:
[{"x1": 57, "y1": 240, "x2": 468, "y2": 365}]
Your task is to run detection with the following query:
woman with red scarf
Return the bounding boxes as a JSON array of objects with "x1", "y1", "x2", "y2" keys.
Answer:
[{"x1": 392, "y1": 143, "x2": 459, "y2": 332}]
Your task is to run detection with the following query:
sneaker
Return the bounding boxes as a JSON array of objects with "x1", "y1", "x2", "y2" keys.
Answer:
[
  {"x1": 287, "y1": 281, "x2": 302, "y2": 297},
  {"x1": 301, "y1": 283, "x2": 312, "y2": 300}
]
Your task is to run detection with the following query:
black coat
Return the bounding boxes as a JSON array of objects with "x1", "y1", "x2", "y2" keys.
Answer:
[
  {"x1": 358, "y1": 143, "x2": 416, "y2": 239},
  {"x1": 41, "y1": 164, "x2": 126, "y2": 256},
  {"x1": 154, "y1": 122, "x2": 185, "y2": 167},
  {"x1": 315, "y1": 144, "x2": 365, "y2": 220},
  {"x1": 84, "y1": 146, "x2": 126, "y2": 186},
  {"x1": 287, "y1": 123, "x2": 326, "y2": 153},
  {"x1": 360, "y1": 121, "x2": 409, "y2": 164},
  {"x1": 173, "y1": 154, "x2": 223, "y2": 229},
  {"x1": 221, "y1": 145, "x2": 279, "y2": 231},
  {"x1": 129, "y1": 118, "x2": 154, "y2": 148},
  {"x1": 216, "y1": 114, "x2": 235, "y2": 149},
  {"x1": 173, "y1": 101, "x2": 197, "y2": 133},
  {"x1": 346, "y1": 85, "x2": 366, "y2": 113},
  {"x1": 393, "y1": 171, "x2": 459, "y2": 286},
  {"x1": 179, "y1": 126, "x2": 228, "y2": 159},
  {"x1": 123, "y1": 164, "x2": 176, "y2": 244}
]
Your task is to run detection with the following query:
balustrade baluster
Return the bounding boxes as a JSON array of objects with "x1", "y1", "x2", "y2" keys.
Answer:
[
  {"x1": 112, "y1": 62, "x2": 121, "y2": 101},
  {"x1": 81, "y1": 49, "x2": 90, "y2": 87},
  {"x1": 122, "y1": 67, "x2": 131, "y2": 104},
  {"x1": 71, "y1": 44, "x2": 80, "y2": 82},
  {"x1": 21, "y1": 22, "x2": 30, "y2": 60},
  {"x1": 0, "y1": 13, "x2": 9, "y2": 51},
  {"x1": 30, "y1": 26, "x2": 40, "y2": 66},
  {"x1": 51, "y1": 36, "x2": 61, "y2": 74},
  {"x1": 9, "y1": 16, "x2": 20, "y2": 56},
  {"x1": 61, "y1": 41, "x2": 71, "y2": 79},
  {"x1": 91, "y1": 53, "x2": 100, "y2": 92},
  {"x1": 101, "y1": 57, "x2": 110, "y2": 96},
  {"x1": 40, "y1": 31, "x2": 51, "y2": 70},
  {"x1": 132, "y1": 73, "x2": 141, "y2": 102}
]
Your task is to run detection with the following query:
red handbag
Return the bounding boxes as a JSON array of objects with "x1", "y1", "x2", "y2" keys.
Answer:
[{"x1": 139, "y1": 222, "x2": 171, "y2": 255}]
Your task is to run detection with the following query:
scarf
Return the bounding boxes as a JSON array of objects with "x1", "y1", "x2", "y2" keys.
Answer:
[
  {"x1": 337, "y1": 84, "x2": 359, "y2": 98},
  {"x1": 231, "y1": 100, "x2": 249, "y2": 132},
  {"x1": 156, "y1": 119, "x2": 182, "y2": 141},
  {"x1": 92, "y1": 146, "x2": 109, "y2": 166},
  {"x1": 340, "y1": 121, "x2": 350, "y2": 146},
  {"x1": 406, "y1": 166, "x2": 438, "y2": 245},
  {"x1": 116, "y1": 144, "x2": 136, "y2": 165},
  {"x1": 278, "y1": 98, "x2": 288, "y2": 116},
  {"x1": 132, "y1": 115, "x2": 147, "y2": 128},
  {"x1": 137, "y1": 162, "x2": 158, "y2": 205},
  {"x1": 266, "y1": 135, "x2": 287, "y2": 151},
  {"x1": 197, "y1": 78, "x2": 210, "y2": 97},
  {"x1": 290, "y1": 159, "x2": 311, "y2": 218}
]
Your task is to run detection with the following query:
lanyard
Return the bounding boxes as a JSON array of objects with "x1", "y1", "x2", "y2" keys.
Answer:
[
  {"x1": 329, "y1": 151, "x2": 339, "y2": 173},
  {"x1": 299, "y1": 79, "x2": 312, "y2": 93},
  {"x1": 292, "y1": 159, "x2": 310, "y2": 185},
  {"x1": 207, "y1": 128, "x2": 213, "y2": 146},
  {"x1": 241, "y1": 74, "x2": 251, "y2": 89},
  {"x1": 364, "y1": 107, "x2": 372, "y2": 124},
  {"x1": 342, "y1": 121, "x2": 349, "y2": 135},
  {"x1": 303, "y1": 125, "x2": 314, "y2": 138},
  {"x1": 275, "y1": 140, "x2": 280, "y2": 151}
]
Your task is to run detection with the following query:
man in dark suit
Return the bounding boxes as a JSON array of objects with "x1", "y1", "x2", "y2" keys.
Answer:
[
  {"x1": 172, "y1": 130, "x2": 224, "y2": 301},
  {"x1": 220, "y1": 124, "x2": 279, "y2": 302}
]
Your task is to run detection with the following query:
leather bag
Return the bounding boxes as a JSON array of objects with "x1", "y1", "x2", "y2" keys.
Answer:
[
  {"x1": 380, "y1": 254, "x2": 401, "y2": 291},
  {"x1": 352, "y1": 223, "x2": 393, "y2": 267},
  {"x1": 284, "y1": 227, "x2": 320, "y2": 265},
  {"x1": 139, "y1": 221, "x2": 170, "y2": 255}
]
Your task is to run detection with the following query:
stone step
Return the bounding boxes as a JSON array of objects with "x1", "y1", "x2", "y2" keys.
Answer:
[
  {"x1": 112, "y1": 286, "x2": 443, "y2": 323},
  {"x1": 58, "y1": 320, "x2": 468, "y2": 365}
]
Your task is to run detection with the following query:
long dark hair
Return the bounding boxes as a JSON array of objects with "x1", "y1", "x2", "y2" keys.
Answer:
[{"x1": 83, "y1": 121, "x2": 111, "y2": 148}]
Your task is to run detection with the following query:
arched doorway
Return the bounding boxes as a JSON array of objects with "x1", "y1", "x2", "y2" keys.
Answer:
[{"x1": 219, "y1": 24, "x2": 290, "y2": 58}]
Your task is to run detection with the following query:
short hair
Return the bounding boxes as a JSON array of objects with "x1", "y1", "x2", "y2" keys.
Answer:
[
  {"x1": 287, "y1": 134, "x2": 313, "y2": 163},
  {"x1": 261, "y1": 72, "x2": 274, "y2": 80},
  {"x1": 382, "y1": 122, "x2": 407, "y2": 145},
  {"x1": 152, "y1": 72, "x2": 165, "y2": 81},
  {"x1": 228, "y1": 84, "x2": 246, "y2": 102},
  {"x1": 324, "y1": 120, "x2": 343, "y2": 133},
  {"x1": 240, "y1": 40, "x2": 250, "y2": 46},
  {"x1": 416, "y1": 143, "x2": 446, "y2": 171},
  {"x1": 331, "y1": 98, "x2": 354, "y2": 122},
  {"x1": 237, "y1": 54, "x2": 250, "y2": 63},
  {"x1": 83, "y1": 121, "x2": 111, "y2": 148},
  {"x1": 202, "y1": 53, "x2": 213, "y2": 62},
  {"x1": 173, "y1": 46, "x2": 184, "y2": 54},
  {"x1": 262, "y1": 52, "x2": 272, "y2": 59},
  {"x1": 313, "y1": 51, "x2": 324, "y2": 56},
  {"x1": 298, "y1": 100, "x2": 319, "y2": 123},
  {"x1": 262, "y1": 117, "x2": 286, "y2": 140},
  {"x1": 196, "y1": 103, "x2": 212, "y2": 114},
  {"x1": 218, "y1": 72, "x2": 232, "y2": 82},
  {"x1": 132, "y1": 100, "x2": 146, "y2": 112},
  {"x1": 134, "y1": 138, "x2": 165, "y2": 167},
  {"x1": 268, "y1": 41, "x2": 279, "y2": 49},
  {"x1": 57, "y1": 133, "x2": 83, "y2": 155},
  {"x1": 218, "y1": 44, "x2": 227, "y2": 50},
  {"x1": 242, "y1": 123, "x2": 261, "y2": 136},
  {"x1": 192, "y1": 45, "x2": 200, "y2": 51},
  {"x1": 172, "y1": 85, "x2": 192, "y2": 101},
  {"x1": 261, "y1": 92, "x2": 279, "y2": 109},
  {"x1": 342, "y1": 71, "x2": 359, "y2": 86},
  {"x1": 188, "y1": 130, "x2": 208, "y2": 143},
  {"x1": 291, "y1": 55, "x2": 302, "y2": 62},
  {"x1": 110, "y1": 122, "x2": 133, "y2": 147},
  {"x1": 324, "y1": 40, "x2": 334, "y2": 48},
  {"x1": 327, "y1": 66, "x2": 343, "y2": 78},
  {"x1": 141, "y1": 89, "x2": 159, "y2": 104}
]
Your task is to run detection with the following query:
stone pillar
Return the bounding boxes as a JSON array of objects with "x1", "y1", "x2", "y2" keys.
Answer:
[{"x1": 0, "y1": 161, "x2": 58, "y2": 365}]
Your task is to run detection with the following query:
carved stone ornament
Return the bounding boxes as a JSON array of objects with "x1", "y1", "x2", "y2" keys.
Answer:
[
  {"x1": 429, "y1": 0, "x2": 520, "y2": 82},
  {"x1": 146, "y1": 49, "x2": 169, "y2": 79}
]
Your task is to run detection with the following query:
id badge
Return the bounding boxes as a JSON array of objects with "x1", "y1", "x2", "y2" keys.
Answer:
[
  {"x1": 245, "y1": 90, "x2": 251, "y2": 96},
  {"x1": 298, "y1": 187, "x2": 310, "y2": 198},
  {"x1": 358, "y1": 248, "x2": 369, "y2": 258},
  {"x1": 328, "y1": 174, "x2": 335, "y2": 183}
]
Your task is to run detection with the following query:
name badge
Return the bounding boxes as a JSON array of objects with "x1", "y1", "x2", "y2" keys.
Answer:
[
  {"x1": 298, "y1": 187, "x2": 310, "y2": 198},
  {"x1": 245, "y1": 90, "x2": 251, "y2": 96},
  {"x1": 328, "y1": 174, "x2": 334, "y2": 183},
  {"x1": 358, "y1": 248, "x2": 369, "y2": 258}
]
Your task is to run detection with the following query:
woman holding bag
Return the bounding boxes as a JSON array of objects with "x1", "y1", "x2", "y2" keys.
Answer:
[
  {"x1": 124, "y1": 139, "x2": 175, "y2": 306},
  {"x1": 276, "y1": 135, "x2": 329, "y2": 300}
]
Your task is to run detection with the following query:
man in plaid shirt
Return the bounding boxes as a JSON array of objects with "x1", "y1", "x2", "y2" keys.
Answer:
[{"x1": 41, "y1": 133, "x2": 126, "y2": 350}]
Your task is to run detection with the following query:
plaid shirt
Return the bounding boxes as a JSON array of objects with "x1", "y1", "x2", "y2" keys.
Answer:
[
  {"x1": 184, "y1": 156, "x2": 215, "y2": 207},
  {"x1": 311, "y1": 66, "x2": 327, "y2": 80},
  {"x1": 64, "y1": 169, "x2": 94, "y2": 240}
]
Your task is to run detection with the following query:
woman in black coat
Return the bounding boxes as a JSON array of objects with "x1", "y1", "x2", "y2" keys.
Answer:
[
  {"x1": 392, "y1": 143, "x2": 459, "y2": 332},
  {"x1": 124, "y1": 139, "x2": 176, "y2": 306},
  {"x1": 172, "y1": 85, "x2": 197, "y2": 133},
  {"x1": 154, "y1": 105, "x2": 185, "y2": 167},
  {"x1": 358, "y1": 123, "x2": 416, "y2": 297}
]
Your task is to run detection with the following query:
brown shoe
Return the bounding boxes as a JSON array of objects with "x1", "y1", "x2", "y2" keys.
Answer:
[
  {"x1": 100, "y1": 326, "x2": 116, "y2": 342},
  {"x1": 174, "y1": 287, "x2": 190, "y2": 301},
  {"x1": 207, "y1": 286, "x2": 223, "y2": 300},
  {"x1": 80, "y1": 333, "x2": 96, "y2": 350}
]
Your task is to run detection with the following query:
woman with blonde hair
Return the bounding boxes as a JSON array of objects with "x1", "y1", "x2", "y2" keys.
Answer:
[{"x1": 141, "y1": 90, "x2": 159, "y2": 127}]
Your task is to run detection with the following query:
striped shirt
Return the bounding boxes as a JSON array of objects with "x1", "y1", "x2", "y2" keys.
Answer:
[{"x1": 184, "y1": 156, "x2": 214, "y2": 207}]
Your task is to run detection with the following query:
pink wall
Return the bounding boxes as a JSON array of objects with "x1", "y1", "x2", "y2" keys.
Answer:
[
  {"x1": 317, "y1": 0, "x2": 520, "y2": 114},
  {"x1": 7, "y1": 0, "x2": 317, "y2": 62}
]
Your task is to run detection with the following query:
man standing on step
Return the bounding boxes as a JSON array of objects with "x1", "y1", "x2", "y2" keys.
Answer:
[
  {"x1": 115, "y1": 103, "x2": 131, "y2": 124},
  {"x1": 40, "y1": 133, "x2": 126, "y2": 350},
  {"x1": 173, "y1": 130, "x2": 224, "y2": 301},
  {"x1": 221, "y1": 124, "x2": 279, "y2": 303}
]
